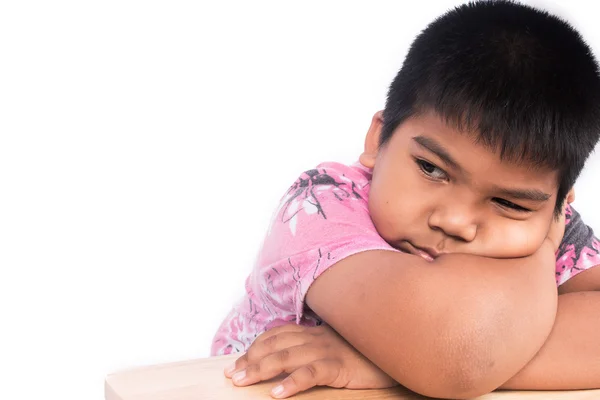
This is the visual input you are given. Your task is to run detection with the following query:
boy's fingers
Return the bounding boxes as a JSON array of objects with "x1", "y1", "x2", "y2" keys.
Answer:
[
  {"x1": 225, "y1": 325, "x2": 307, "y2": 377},
  {"x1": 247, "y1": 332, "x2": 309, "y2": 363},
  {"x1": 270, "y1": 359, "x2": 343, "y2": 399},
  {"x1": 231, "y1": 344, "x2": 327, "y2": 387},
  {"x1": 224, "y1": 352, "x2": 249, "y2": 378},
  {"x1": 253, "y1": 324, "x2": 306, "y2": 346}
]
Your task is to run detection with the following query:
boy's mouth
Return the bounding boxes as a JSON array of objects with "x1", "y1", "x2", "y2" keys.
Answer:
[{"x1": 400, "y1": 241, "x2": 439, "y2": 262}]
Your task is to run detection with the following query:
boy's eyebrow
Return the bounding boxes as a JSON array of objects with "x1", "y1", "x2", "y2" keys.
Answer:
[
  {"x1": 412, "y1": 135, "x2": 461, "y2": 171},
  {"x1": 493, "y1": 187, "x2": 551, "y2": 202}
]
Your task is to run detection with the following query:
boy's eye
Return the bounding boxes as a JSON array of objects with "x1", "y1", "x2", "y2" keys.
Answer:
[
  {"x1": 493, "y1": 198, "x2": 531, "y2": 212},
  {"x1": 416, "y1": 159, "x2": 447, "y2": 180}
]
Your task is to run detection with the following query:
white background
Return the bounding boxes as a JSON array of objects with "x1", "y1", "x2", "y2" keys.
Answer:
[{"x1": 1, "y1": 1, "x2": 599, "y2": 399}]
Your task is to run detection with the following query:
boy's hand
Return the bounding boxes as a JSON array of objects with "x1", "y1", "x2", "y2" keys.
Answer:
[{"x1": 224, "y1": 324, "x2": 397, "y2": 398}]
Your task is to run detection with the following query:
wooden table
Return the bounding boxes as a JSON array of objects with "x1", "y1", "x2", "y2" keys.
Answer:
[{"x1": 105, "y1": 354, "x2": 600, "y2": 400}]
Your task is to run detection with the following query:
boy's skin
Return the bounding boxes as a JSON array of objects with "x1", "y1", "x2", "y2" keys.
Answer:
[{"x1": 225, "y1": 111, "x2": 600, "y2": 399}]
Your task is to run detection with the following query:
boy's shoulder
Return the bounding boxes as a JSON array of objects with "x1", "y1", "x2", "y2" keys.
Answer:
[
  {"x1": 272, "y1": 161, "x2": 373, "y2": 235},
  {"x1": 277, "y1": 161, "x2": 373, "y2": 223},
  {"x1": 298, "y1": 161, "x2": 373, "y2": 185}
]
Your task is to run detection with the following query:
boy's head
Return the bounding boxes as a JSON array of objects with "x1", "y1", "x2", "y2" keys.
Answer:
[{"x1": 360, "y1": 0, "x2": 600, "y2": 259}]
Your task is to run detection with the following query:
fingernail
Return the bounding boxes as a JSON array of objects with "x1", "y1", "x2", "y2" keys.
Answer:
[
  {"x1": 271, "y1": 384, "x2": 285, "y2": 397},
  {"x1": 232, "y1": 369, "x2": 246, "y2": 383},
  {"x1": 225, "y1": 363, "x2": 237, "y2": 376}
]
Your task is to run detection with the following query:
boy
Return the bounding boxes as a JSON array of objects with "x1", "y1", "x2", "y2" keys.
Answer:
[{"x1": 217, "y1": 1, "x2": 600, "y2": 398}]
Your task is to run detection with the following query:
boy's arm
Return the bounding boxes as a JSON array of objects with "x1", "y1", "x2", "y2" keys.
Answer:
[
  {"x1": 501, "y1": 261, "x2": 600, "y2": 390},
  {"x1": 306, "y1": 244, "x2": 558, "y2": 399},
  {"x1": 500, "y1": 290, "x2": 600, "y2": 390},
  {"x1": 558, "y1": 264, "x2": 600, "y2": 294}
]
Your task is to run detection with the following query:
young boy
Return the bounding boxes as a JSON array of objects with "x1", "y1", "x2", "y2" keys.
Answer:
[{"x1": 215, "y1": 1, "x2": 600, "y2": 398}]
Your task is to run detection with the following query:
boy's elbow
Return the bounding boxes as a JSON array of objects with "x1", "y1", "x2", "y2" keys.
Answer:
[
  {"x1": 442, "y1": 364, "x2": 501, "y2": 399},
  {"x1": 400, "y1": 286, "x2": 556, "y2": 398},
  {"x1": 397, "y1": 357, "x2": 500, "y2": 399},
  {"x1": 386, "y1": 343, "x2": 510, "y2": 399}
]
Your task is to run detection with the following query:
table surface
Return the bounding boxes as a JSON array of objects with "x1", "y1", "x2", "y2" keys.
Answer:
[{"x1": 105, "y1": 354, "x2": 600, "y2": 400}]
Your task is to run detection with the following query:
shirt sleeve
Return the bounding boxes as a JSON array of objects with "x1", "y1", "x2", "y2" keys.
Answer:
[
  {"x1": 555, "y1": 205, "x2": 600, "y2": 286},
  {"x1": 253, "y1": 163, "x2": 398, "y2": 325}
]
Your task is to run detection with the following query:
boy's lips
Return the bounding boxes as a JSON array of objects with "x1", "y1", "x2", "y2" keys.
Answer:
[{"x1": 400, "y1": 242, "x2": 441, "y2": 262}]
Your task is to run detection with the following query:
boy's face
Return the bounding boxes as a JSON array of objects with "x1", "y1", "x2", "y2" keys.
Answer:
[{"x1": 360, "y1": 111, "x2": 560, "y2": 260}]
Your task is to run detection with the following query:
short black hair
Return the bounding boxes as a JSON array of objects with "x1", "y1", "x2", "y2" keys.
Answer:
[{"x1": 381, "y1": 0, "x2": 600, "y2": 215}]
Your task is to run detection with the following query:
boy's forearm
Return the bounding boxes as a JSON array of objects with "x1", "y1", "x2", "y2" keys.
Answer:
[
  {"x1": 500, "y1": 291, "x2": 600, "y2": 391},
  {"x1": 309, "y1": 244, "x2": 559, "y2": 399}
]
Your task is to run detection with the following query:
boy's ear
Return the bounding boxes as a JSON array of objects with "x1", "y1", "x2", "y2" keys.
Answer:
[
  {"x1": 359, "y1": 111, "x2": 384, "y2": 169},
  {"x1": 566, "y1": 187, "x2": 575, "y2": 204}
]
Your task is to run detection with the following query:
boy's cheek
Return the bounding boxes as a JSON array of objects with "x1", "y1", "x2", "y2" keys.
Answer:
[{"x1": 479, "y1": 225, "x2": 547, "y2": 258}]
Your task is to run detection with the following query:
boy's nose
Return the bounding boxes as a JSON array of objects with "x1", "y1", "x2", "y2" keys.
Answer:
[{"x1": 427, "y1": 205, "x2": 477, "y2": 243}]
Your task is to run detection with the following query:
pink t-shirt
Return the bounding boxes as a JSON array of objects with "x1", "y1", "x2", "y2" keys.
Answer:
[{"x1": 211, "y1": 162, "x2": 600, "y2": 356}]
